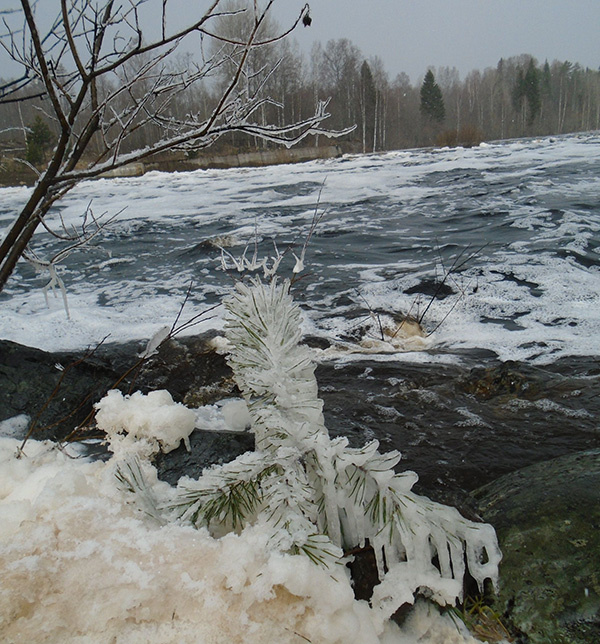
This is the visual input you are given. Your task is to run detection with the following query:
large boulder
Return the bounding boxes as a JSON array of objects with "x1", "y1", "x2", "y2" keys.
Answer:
[{"x1": 473, "y1": 450, "x2": 600, "y2": 644}]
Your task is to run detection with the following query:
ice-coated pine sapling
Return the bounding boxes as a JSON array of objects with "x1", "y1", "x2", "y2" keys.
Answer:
[{"x1": 166, "y1": 276, "x2": 501, "y2": 620}]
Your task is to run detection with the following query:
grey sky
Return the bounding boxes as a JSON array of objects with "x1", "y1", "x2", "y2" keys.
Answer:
[
  {"x1": 273, "y1": 0, "x2": 600, "y2": 82},
  {"x1": 1, "y1": 1, "x2": 598, "y2": 83}
]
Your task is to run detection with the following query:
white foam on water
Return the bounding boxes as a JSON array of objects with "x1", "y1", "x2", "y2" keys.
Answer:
[{"x1": 1, "y1": 133, "x2": 599, "y2": 364}]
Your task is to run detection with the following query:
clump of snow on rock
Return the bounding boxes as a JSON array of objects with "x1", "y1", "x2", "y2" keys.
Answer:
[
  {"x1": 0, "y1": 437, "x2": 480, "y2": 643},
  {"x1": 0, "y1": 414, "x2": 29, "y2": 439},
  {"x1": 220, "y1": 399, "x2": 252, "y2": 432},
  {"x1": 193, "y1": 399, "x2": 253, "y2": 433},
  {"x1": 95, "y1": 389, "x2": 196, "y2": 455}
]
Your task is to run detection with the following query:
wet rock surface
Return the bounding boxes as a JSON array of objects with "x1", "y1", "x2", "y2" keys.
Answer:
[
  {"x1": 2, "y1": 337, "x2": 599, "y2": 498},
  {"x1": 315, "y1": 354, "x2": 600, "y2": 502},
  {"x1": 0, "y1": 334, "x2": 234, "y2": 442},
  {"x1": 134, "y1": 334, "x2": 235, "y2": 407},
  {"x1": 155, "y1": 428, "x2": 254, "y2": 486},
  {"x1": 0, "y1": 339, "x2": 122, "y2": 440},
  {"x1": 473, "y1": 450, "x2": 600, "y2": 644}
]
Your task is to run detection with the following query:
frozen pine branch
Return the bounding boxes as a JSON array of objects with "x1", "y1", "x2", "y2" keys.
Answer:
[
  {"x1": 115, "y1": 454, "x2": 165, "y2": 523},
  {"x1": 224, "y1": 278, "x2": 325, "y2": 450},
  {"x1": 151, "y1": 276, "x2": 501, "y2": 617}
]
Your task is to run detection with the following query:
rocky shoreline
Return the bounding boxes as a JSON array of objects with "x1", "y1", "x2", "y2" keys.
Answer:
[{"x1": 1, "y1": 336, "x2": 599, "y2": 642}]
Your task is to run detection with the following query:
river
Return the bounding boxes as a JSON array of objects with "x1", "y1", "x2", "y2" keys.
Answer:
[{"x1": 1, "y1": 132, "x2": 599, "y2": 498}]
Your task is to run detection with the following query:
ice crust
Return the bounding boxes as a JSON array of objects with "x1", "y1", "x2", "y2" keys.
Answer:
[{"x1": 0, "y1": 437, "x2": 481, "y2": 643}]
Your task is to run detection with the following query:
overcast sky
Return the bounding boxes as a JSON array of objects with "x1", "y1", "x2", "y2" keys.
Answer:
[
  {"x1": 1, "y1": 1, "x2": 598, "y2": 84},
  {"x1": 273, "y1": 0, "x2": 600, "y2": 82}
]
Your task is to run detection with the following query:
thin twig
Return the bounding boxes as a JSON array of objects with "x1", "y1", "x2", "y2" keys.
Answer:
[{"x1": 19, "y1": 336, "x2": 110, "y2": 452}]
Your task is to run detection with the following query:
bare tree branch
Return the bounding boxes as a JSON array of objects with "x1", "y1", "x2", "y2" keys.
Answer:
[{"x1": 0, "y1": 0, "x2": 353, "y2": 295}]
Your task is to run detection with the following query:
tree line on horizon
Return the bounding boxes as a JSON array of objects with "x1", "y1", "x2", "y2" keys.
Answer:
[{"x1": 2, "y1": 30, "x2": 599, "y2": 165}]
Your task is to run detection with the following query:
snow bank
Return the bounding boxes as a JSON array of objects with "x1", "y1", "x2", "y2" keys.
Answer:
[{"x1": 0, "y1": 437, "x2": 480, "y2": 643}]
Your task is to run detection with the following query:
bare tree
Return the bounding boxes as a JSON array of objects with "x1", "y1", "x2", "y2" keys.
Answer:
[
  {"x1": 0, "y1": 0, "x2": 349, "y2": 294},
  {"x1": 318, "y1": 38, "x2": 361, "y2": 133}
]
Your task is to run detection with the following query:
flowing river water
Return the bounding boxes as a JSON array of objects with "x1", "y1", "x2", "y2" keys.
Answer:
[{"x1": 1, "y1": 132, "x2": 599, "y2": 499}]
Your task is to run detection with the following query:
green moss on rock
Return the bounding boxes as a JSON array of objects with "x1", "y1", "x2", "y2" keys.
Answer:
[{"x1": 473, "y1": 450, "x2": 600, "y2": 643}]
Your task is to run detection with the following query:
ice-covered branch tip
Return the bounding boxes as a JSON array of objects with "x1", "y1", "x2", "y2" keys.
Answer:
[{"x1": 224, "y1": 277, "x2": 325, "y2": 450}]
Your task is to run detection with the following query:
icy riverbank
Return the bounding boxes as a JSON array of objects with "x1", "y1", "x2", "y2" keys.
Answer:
[{"x1": 2, "y1": 132, "x2": 600, "y2": 643}]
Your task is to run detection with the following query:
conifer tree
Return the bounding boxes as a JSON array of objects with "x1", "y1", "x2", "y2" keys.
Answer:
[
  {"x1": 360, "y1": 60, "x2": 376, "y2": 152},
  {"x1": 512, "y1": 60, "x2": 541, "y2": 128},
  {"x1": 420, "y1": 69, "x2": 445, "y2": 123},
  {"x1": 541, "y1": 60, "x2": 552, "y2": 95},
  {"x1": 524, "y1": 58, "x2": 541, "y2": 124},
  {"x1": 25, "y1": 116, "x2": 54, "y2": 167}
]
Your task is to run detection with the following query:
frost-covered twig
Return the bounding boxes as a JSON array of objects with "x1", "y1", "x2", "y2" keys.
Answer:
[
  {"x1": 220, "y1": 183, "x2": 327, "y2": 283},
  {"x1": 23, "y1": 203, "x2": 119, "y2": 317},
  {"x1": 24, "y1": 249, "x2": 71, "y2": 317},
  {"x1": 291, "y1": 178, "x2": 327, "y2": 279},
  {"x1": 0, "y1": 1, "x2": 354, "y2": 295}
]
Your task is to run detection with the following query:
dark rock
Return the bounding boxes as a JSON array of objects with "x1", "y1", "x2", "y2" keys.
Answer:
[
  {"x1": 404, "y1": 278, "x2": 455, "y2": 300},
  {"x1": 155, "y1": 428, "x2": 255, "y2": 486},
  {"x1": 473, "y1": 450, "x2": 600, "y2": 644},
  {"x1": 345, "y1": 542, "x2": 380, "y2": 602},
  {"x1": 133, "y1": 335, "x2": 235, "y2": 405},
  {"x1": 344, "y1": 540, "x2": 415, "y2": 627},
  {"x1": 0, "y1": 339, "x2": 122, "y2": 441},
  {"x1": 304, "y1": 335, "x2": 332, "y2": 350}
]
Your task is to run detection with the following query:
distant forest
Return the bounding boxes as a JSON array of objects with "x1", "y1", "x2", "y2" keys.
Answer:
[{"x1": 2, "y1": 32, "x2": 599, "y2": 162}]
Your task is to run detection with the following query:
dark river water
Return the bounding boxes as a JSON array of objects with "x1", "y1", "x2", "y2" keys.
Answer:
[{"x1": 1, "y1": 132, "x2": 599, "y2": 497}]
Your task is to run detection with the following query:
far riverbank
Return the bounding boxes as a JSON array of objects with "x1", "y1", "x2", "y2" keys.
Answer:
[{"x1": 0, "y1": 144, "x2": 343, "y2": 187}]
